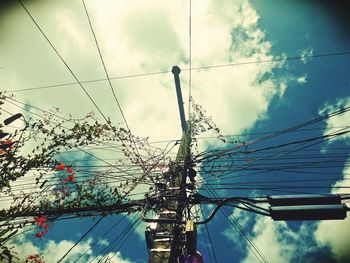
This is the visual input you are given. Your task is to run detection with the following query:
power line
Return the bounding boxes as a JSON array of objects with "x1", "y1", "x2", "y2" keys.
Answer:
[
  {"x1": 188, "y1": 0, "x2": 192, "y2": 120},
  {"x1": 201, "y1": 209, "x2": 218, "y2": 263},
  {"x1": 7, "y1": 70, "x2": 171, "y2": 93},
  {"x1": 56, "y1": 216, "x2": 105, "y2": 263},
  {"x1": 6, "y1": 50, "x2": 350, "y2": 93},
  {"x1": 81, "y1": 0, "x2": 129, "y2": 130},
  {"x1": 73, "y1": 215, "x2": 126, "y2": 263},
  {"x1": 184, "y1": 50, "x2": 350, "y2": 71},
  {"x1": 17, "y1": 0, "x2": 110, "y2": 124},
  {"x1": 1, "y1": 99, "x2": 147, "y2": 179},
  {"x1": 200, "y1": 179, "x2": 268, "y2": 263},
  {"x1": 195, "y1": 105, "x2": 350, "y2": 162},
  {"x1": 89, "y1": 215, "x2": 139, "y2": 263}
]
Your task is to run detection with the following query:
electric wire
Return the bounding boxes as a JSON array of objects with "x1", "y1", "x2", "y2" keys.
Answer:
[
  {"x1": 199, "y1": 210, "x2": 214, "y2": 263},
  {"x1": 73, "y1": 215, "x2": 126, "y2": 263},
  {"x1": 17, "y1": 0, "x2": 110, "y2": 124},
  {"x1": 6, "y1": 51, "x2": 350, "y2": 93},
  {"x1": 56, "y1": 216, "x2": 105, "y2": 263},
  {"x1": 81, "y1": 0, "x2": 129, "y2": 131},
  {"x1": 200, "y1": 208, "x2": 218, "y2": 263},
  {"x1": 201, "y1": 180, "x2": 269, "y2": 263},
  {"x1": 188, "y1": 0, "x2": 192, "y2": 120},
  {"x1": 3, "y1": 3, "x2": 350, "y2": 262},
  {"x1": 88, "y1": 215, "x2": 139, "y2": 263},
  {"x1": 195, "y1": 105, "x2": 350, "y2": 162}
]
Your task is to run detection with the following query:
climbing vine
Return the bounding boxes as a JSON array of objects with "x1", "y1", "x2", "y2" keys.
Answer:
[
  {"x1": 0, "y1": 92, "x2": 154, "y2": 261},
  {"x1": 0, "y1": 93, "x2": 230, "y2": 262}
]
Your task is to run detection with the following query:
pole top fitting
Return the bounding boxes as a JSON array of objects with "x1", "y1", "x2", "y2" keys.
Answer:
[{"x1": 172, "y1": 66, "x2": 181, "y2": 75}]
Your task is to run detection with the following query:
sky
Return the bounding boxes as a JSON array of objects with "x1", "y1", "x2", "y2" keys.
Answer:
[{"x1": 1, "y1": 0, "x2": 350, "y2": 262}]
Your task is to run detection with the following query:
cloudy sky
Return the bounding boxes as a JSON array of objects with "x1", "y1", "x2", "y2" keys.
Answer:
[{"x1": 1, "y1": 0, "x2": 350, "y2": 262}]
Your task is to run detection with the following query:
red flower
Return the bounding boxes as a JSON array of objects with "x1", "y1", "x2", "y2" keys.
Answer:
[
  {"x1": 55, "y1": 163, "x2": 65, "y2": 171},
  {"x1": 67, "y1": 167, "x2": 73, "y2": 173},
  {"x1": 27, "y1": 254, "x2": 45, "y2": 263},
  {"x1": 34, "y1": 230, "x2": 46, "y2": 238},
  {"x1": 34, "y1": 216, "x2": 46, "y2": 225},
  {"x1": 34, "y1": 216, "x2": 48, "y2": 230},
  {"x1": 0, "y1": 139, "x2": 14, "y2": 155},
  {"x1": 64, "y1": 186, "x2": 70, "y2": 196},
  {"x1": 66, "y1": 175, "x2": 75, "y2": 183},
  {"x1": 28, "y1": 254, "x2": 39, "y2": 259},
  {"x1": 1, "y1": 139, "x2": 12, "y2": 145}
]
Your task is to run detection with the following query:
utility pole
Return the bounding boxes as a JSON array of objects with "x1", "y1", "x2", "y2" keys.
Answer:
[
  {"x1": 2, "y1": 70, "x2": 350, "y2": 263},
  {"x1": 145, "y1": 66, "x2": 195, "y2": 263},
  {"x1": 141, "y1": 66, "x2": 350, "y2": 263}
]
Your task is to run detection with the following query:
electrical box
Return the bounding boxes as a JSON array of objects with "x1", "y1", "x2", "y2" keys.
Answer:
[
  {"x1": 185, "y1": 220, "x2": 197, "y2": 254},
  {"x1": 268, "y1": 194, "x2": 341, "y2": 206},
  {"x1": 270, "y1": 204, "x2": 347, "y2": 221}
]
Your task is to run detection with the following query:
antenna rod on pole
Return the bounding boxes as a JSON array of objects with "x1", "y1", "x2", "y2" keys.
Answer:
[{"x1": 172, "y1": 66, "x2": 188, "y2": 133}]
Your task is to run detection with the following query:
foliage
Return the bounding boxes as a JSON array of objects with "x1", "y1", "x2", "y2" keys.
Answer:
[
  {"x1": 190, "y1": 100, "x2": 245, "y2": 151},
  {"x1": 0, "y1": 93, "x2": 227, "y2": 261},
  {"x1": 0, "y1": 92, "x2": 153, "y2": 261}
]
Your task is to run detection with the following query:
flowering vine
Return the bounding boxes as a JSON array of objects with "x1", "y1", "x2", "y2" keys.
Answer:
[
  {"x1": 0, "y1": 92, "x2": 228, "y2": 261},
  {"x1": 33, "y1": 216, "x2": 49, "y2": 238},
  {"x1": 26, "y1": 254, "x2": 45, "y2": 263}
]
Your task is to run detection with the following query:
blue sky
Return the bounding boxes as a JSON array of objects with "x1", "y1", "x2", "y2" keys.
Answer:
[{"x1": 1, "y1": 1, "x2": 350, "y2": 262}]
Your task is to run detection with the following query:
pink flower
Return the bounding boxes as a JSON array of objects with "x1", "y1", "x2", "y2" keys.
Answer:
[{"x1": 67, "y1": 167, "x2": 73, "y2": 173}]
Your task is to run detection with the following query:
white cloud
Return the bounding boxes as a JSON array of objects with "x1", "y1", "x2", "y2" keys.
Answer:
[
  {"x1": 319, "y1": 97, "x2": 350, "y2": 144},
  {"x1": 97, "y1": 238, "x2": 109, "y2": 247},
  {"x1": 300, "y1": 48, "x2": 314, "y2": 64},
  {"x1": 13, "y1": 237, "x2": 132, "y2": 263},
  {"x1": 1, "y1": 1, "x2": 308, "y2": 261},
  {"x1": 315, "y1": 217, "x2": 350, "y2": 263},
  {"x1": 1, "y1": 0, "x2": 297, "y2": 143},
  {"x1": 223, "y1": 96, "x2": 350, "y2": 263},
  {"x1": 314, "y1": 156, "x2": 350, "y2": 262},
  {"x1": 296, "y1": 75, "x2": 307, "y2": 84},
  {"x1": 54, "y1": 8, "x2": 88, "y2": 52},
  {"x1": 313, "y1": 100, "x2": 350, "y2": 262},
  {"x1": 223, "y1": 209, "x2": 255, "y2": 250},
  {"x1": 225, "y1": 215, "x2": 316, "y2": 263}
]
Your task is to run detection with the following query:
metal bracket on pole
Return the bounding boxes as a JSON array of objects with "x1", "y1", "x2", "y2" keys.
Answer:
[{"x1": 140, "y1": 206, "x2": 185, "y2": 224}]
